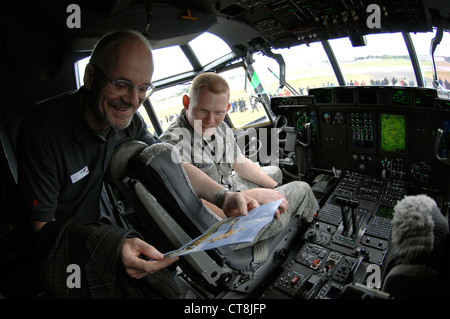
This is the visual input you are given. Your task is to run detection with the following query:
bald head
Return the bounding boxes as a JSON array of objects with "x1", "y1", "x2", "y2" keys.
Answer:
[{"x1": 89, "y1": 30, "x2": 153, "y2": 74}]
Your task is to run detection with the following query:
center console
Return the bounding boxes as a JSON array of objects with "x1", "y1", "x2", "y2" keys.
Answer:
[{"x1": 261, "y1": 171, "x2": 407, "y2": 299}]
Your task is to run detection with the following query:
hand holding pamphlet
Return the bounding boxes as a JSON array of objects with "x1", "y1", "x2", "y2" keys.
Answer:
[{"x1": 164, "y1": 199, "x2": 283, "y2": 257}]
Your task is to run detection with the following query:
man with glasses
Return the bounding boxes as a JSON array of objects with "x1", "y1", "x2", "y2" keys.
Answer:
[{"x1": 17, "y1": 30, "x2": 257, "y2": 298}]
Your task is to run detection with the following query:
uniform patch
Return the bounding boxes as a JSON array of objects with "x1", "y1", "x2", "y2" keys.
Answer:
[{"x1": 70, "y1": 166, "x2": 89, "y2": 184}]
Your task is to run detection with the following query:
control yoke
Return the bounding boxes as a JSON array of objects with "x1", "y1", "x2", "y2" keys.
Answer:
[
  {"x1": 295, "y1": 122, "x2": 313, "y2": 179},
  {"x1": 298, "y1": 122, "x2": 312, "y2": 148},
  {"x1": 434, "y1": 129, "x2": 450, "y2": 166}
]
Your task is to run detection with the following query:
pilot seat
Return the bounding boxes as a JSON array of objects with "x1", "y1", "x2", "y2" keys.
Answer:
[{"x1": 106, "y1": 140, "x2": 304, "y2": 298}]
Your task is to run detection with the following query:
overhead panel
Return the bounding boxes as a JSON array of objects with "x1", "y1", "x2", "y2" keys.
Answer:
[{"x1": 211, "y1": 0, "x2": 431, "y2": 49}]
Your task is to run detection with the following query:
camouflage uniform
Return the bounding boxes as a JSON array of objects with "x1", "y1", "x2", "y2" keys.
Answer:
[{"x1": 160, "y1": 110, "x2": 319, "y2": 239}]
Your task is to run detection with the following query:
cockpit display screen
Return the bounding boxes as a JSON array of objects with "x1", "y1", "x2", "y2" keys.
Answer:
[
  {"x1": 335, "y1": 88, "x2": 354, "y2": 104},
  {"x1": 357, "y1": 87, "x2": 378, "y2": 104},
  {"x1": 414, "y1": 89, "x2": 436, "y2": 108},
  {"x1": 313, "y1": 89, "x2": 332, "y2": 104},
  {"x1": 380, "y1": 113, "x2": 406, "y2": 153},
  {"x1": 391, "y1": 89, "x2": 411, "y2": 106}
]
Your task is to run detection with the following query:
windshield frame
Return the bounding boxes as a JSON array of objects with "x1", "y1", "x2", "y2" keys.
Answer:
[{"x1": 74, "y1": 29, "x2": 450, "y2": 135}]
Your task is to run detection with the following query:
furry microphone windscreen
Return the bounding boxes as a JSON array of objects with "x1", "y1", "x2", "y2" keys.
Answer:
[{"x1": 391, "y1": 194, "x2": 448, "y2": 263}]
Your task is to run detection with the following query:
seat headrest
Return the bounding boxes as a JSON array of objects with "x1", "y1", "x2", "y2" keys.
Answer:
[
  {"x1": 382, "y1": 264, "x2": 438, "y2": 298},
  {"x1": 138, "y1": 142, "x2": 179, "y2": 165},
  {"x1": 107, "y1": 140, "x2": 148, "y2": 181}
]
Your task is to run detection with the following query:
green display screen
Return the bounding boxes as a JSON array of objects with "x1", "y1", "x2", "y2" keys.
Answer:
[
  {"x1": 380, "y1": 113, "x2": 406, "y2": 153},
  {"x1": 391, "y1": 89, "x2": 410, "y2": 106},
  {"x1": 377, "y1": 205, "x2": 395, "y2": 219}
]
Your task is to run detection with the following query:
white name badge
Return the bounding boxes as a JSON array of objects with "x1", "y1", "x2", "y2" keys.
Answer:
[{"x1": 70, "y1": 166, "x2": 89, "y2": 184}]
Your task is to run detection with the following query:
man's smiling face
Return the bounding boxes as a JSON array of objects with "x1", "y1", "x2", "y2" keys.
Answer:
[{"x1": 84, "y1": 36, "x2": 153, "y2": 131}]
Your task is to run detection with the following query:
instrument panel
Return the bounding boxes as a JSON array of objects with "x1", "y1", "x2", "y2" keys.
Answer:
[
  {"x1": 271, "y1": 86, "x2": 449, "y2": 189},
  {"x1": 265, "y1": 86, "x2": 449, "y2": 299}
]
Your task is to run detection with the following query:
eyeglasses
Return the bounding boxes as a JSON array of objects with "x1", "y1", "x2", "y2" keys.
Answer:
[{"x1": 94, "y1": 65, "x2": 154, "y2": 99}]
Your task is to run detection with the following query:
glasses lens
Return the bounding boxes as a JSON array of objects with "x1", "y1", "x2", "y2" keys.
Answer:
[
  {"x1": 141, "y1": 85, "x2": 153, "y2": 98},
  {"x1": 111, "y1": 80, "x2": 131, "y2": 95},
  {"x1": 111, "y1": 80, "x2": 152, "y2": 98}
]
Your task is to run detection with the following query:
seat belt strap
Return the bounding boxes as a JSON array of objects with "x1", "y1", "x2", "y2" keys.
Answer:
[{"x1": 252, "y1": 238, "x2": 269, "y2": 264}]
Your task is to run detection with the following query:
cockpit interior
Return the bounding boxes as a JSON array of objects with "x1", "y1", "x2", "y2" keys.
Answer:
[{"x1": 1, "y1": 0, "x2": 449, "y2": 301}]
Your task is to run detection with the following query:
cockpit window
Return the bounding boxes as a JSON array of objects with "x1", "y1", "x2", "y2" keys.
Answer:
[
  {"x1": 329, "y1": 32, "x2": 416, "y2": 87},
  {"x1": 149, "y1": 83, "x2": 189, "y2": 132},
  {"x1": 74, "y1": 29, "x2": 450, "y2": 137},
  {"x1": 152, "y1": 45, "x2": 193, "y2": 81},
  {"x1": 75, "y1": 56, "x2": 89, "y2": 88},
  {"x1": 252, "y1": 41, "x2": 337, "y2": 95},
  {"x1": 188, "y1": 32, "x2": 232, "y2": 66},
  {"x1": 410, "y1": 29, "x2": 450, "y2": 98},
  {"x1": 222, "y1": 66, "x2": 270, "y2": 129}
]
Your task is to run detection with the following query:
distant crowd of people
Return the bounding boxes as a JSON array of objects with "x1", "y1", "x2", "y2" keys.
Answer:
[
  {"x1": 269, "y1": 76, "x2": 450, "y2": 97},
  {"x1": 160, "y1": 113, "x2": 179, "y2": 127},
  {"x1": 438, "y1": 77, "x2": 450, "y2": 90},
  {"x1": 159, "y1": 75, "x2": 450, "y2": 128},
  {"x1": 230, "y1": 96, "x2": 262, "y2": 113}
]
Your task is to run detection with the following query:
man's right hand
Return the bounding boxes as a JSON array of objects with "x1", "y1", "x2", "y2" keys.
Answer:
[
  {"x1": 241, "y1": 188, "x2": 289, "y2": 219},
  {"x1": 221, "y1": 191, "x2": 259, "y2": 218},
  {"x1": 121, "y1": 237, "x2": 178, "y2": 279}
]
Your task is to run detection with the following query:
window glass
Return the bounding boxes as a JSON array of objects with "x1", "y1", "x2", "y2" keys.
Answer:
[
  {"x1": 222, "y1": 67, "x2": 270, "y2": 129},
  {"x1": 136, "y1": 107, "x2": 156, "y2": 135},
  {"x1": 252, "y1": 42, "x2": 337, "y2": 95},
  {"x1": 329, "y1": 33, "x2": 416, "y2": 87},
  {"x1": 74, "y1": 45, "x2": 194, "y2": 86},
  {"x1": 410, "y1": 29, "x2": 450, "y2": 98},
  {"x1": 151, "y1": 45, "x2": 193, "y2": 81},
  {"x1": 149, "y1": 83, "x2": 190, "y2": 132},
  {"x1": 150, "y1": 67, "x2": 272, "y2": 132},
  {"x1": 188, "y1": 32, "x2": 232, "y2": 65},
  {"x1": 74, "y1": 56, "x2": 89, "y2": 88}
]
